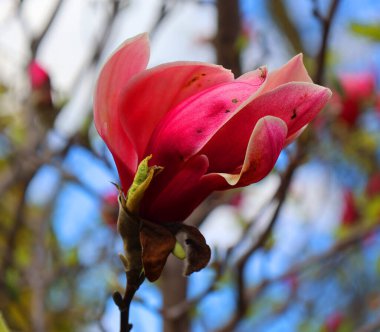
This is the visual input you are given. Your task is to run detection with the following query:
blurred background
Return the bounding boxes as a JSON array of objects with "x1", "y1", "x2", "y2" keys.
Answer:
[{"x1": 1, "y1": 0, "x2": 380, "y2": 331}]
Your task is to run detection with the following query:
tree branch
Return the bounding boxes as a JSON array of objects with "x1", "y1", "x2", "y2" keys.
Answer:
[
  {"x1": 216, "y1": 0, "x2": 242, "y2": 76},
  {"x1": 313, "y1": 0, "x2": 341, "y2": 84},
  {"x1": 30, "y1": 0, "x2": 65, "y2": 58}
]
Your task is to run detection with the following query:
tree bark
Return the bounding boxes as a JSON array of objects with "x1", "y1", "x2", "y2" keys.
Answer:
[
  {"x1": 161, "y1": 2, "x2": 242, "y2": 330},
  {"x1": 216, "y1": 0, "x2": 242, "y2": 76},
  {"x1": 162, "y1": 255, "x2": 189, "y2": 332}
]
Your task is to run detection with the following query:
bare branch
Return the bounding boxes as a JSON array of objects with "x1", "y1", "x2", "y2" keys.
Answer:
[
  {"x1": 30, "y1": 0, "x2": 65, "y2": 58},
  {"x1": 216, "y1": 0, "x2": 242, "y2": 76},
  {"x1": 313, "y1": 0, "x2": 341, "y2": 84}
]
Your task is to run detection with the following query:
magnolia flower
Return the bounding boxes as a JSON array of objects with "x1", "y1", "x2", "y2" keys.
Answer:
[
  {"x1": 334, "y1": 72, "x2": 376, "y2": 126},
  {"x1": 341, "y1": 190, "x2": 360, "y2": 226},
  {"x1": 101, "y1": 191, "x2": 119, "y2": 228},
  {"x1": 28, "y1": 60, "x2": 50, "y2": 90},
  {"x1": 94, "y1": 34, "x2": 331, "y2": 224},
  {"x1": 366, "y1": 172, "x2": 380, "y2": 198},
  {"x1": 27, "y1": 60, "x2": 56, "y2": 128},
  {"x1": 324, "y1": 312, "x2": 344, "y2": 332}
]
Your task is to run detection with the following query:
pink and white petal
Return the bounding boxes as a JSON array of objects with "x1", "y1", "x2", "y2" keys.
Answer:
[
  {"x1": 118, "y1": 62, "x2": 234, "y2": 160},
  {"x1": 252, "y1": 82, "x2": 332, "y2": 135},
  {"x1": 201, "y1": 82, "x2": 330, "y2": 172},
  {"x1": 209, "y1": 116, "x2": 287, "y2": 187},
  {"x1": 94, "y1": 34, "x2": 150, "y2": 188},
  {"x1": 146, "y1": 81, "x2": 260, "y2": 169},
  {"x1": 260, "y1": 54, "x2": 313, "y2": 93},
  {"x1": 237, "y1": 66, "x2": 267, "y2": 87},
  {"x1": 94, "y1": 33, "x2": 149, "y2": 140},
  {"x1": 141, "y1": 155, "x2": 213, "y2": 223},
  {"x1": 237, "y1": 54, "x2": 313, "y2": 108},
  {"x1": 208, "y1": 55, "x2": 316, "y2": 137}
]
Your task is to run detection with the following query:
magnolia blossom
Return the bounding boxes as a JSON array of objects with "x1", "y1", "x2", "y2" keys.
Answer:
[
  {"x1": 28, "y1": 60, "x2": 50, "y2": 90},
  {"x1": 27, "y1": 60, "x2": 56, "y2": 128},
  {"x1": 101, "y1": 191, "x2": 119, "y2": 228},
  {"x1": 335, "y1": 72, "x2": 376, "y2": 126},
  {"x1": 94, "y1": 34, "x2": 331, "y2": 223},
  {"x1": 341, "y1": 190, "x2": 359, "y2": 226},
  {"x1": 366, "y1": 172, "x2": 380, "y2": 198},
  {"x1": 324, "y1": 312, "x2": 344, "y2": 332}
]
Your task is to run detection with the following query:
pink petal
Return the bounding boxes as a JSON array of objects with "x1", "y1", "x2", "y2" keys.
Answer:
[
  {"x1": 146, "y1": 81, "x2": 261, "y2": 169},
  {"x1": 260, "y1": 54, "x2": 313, "y2": 94},
  {"x1": 28, "y1": 60, "x2": 50, "y2": 89},
  {"x1": 94, "y1": 34, "x2": 150, "y2": 190},
  {"x1": 201, "y1": 82, "x2": 331, "y2": 172},
  {"x1": 141, "y1": 155, "x2": 212, "y2": 223},
  {"x1": 237, "y1": 66, "x2": 267, "y2": 86},
  {"x1": 118, "y1": 62, "x2": 234, "y2": 161},
  {"x1": 209, "y1": 116, "x2": 287, "y2": 187},
  {"x1": 339, "y1": 72, "x2": 375, "y2": 99},
  {"x1": 236, "y1": 54, "x2": 313, "y2": 109}
]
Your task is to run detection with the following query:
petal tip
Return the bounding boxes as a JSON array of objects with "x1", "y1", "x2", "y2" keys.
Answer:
[{"x1": 114, "y1": 32, "x2": 150, "y2": 57}]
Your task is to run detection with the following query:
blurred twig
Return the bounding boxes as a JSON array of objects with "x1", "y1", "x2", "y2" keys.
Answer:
[
  {"x1": 70, "y1": 0, "x2": 120, "y2": 95},
  {"x1": 149, "y1": 0, "x2": 176, "y2": 38},
  {"x1": 267, "y1": 0, "x2": 305, "y2": 54},
  {"x1": 216, "y1": 0, "x2": 242, "y2": 76},
  {"x1": 313, "y1": 0, "x2": 341, "y2": 84},
  {"x1": 0, "y1": 178, "x2": 31, "y2": 286},
  {"x1": 30, "y1": 0, "x2": 65, "y2": 58},
  {"x1": 211, "y1": 2, "x2": 341, "y2": 331},
  {"x1": 245, "y1": 223, "x2": 380, "y2": 305},
  {"x1": 214, "y1": 145, "x2": 305, "y2": 332}
]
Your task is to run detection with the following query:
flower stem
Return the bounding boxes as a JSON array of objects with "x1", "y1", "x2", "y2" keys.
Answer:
[{"x1": 113, "y1": 270, "x2": 145, "y2": 332}]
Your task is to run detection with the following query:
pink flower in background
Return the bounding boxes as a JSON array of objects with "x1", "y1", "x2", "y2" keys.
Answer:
[
  {"x1": 340, "y1": 72, "x2": 375, "y2": 100},
  {"x1": 229, "y1": 191, "x2": 244, "y2": 209},
  {"x1": 27, "y1": 59, "x2": 56, "y2": 127},
  {"x1": 101, "y1": 191, "x2": 119, "y2": 228},
  {"x1": 28, "y1": 60, "x2": 50, "y2": 90},
  {"x1": 341, "y1": 190, "x2": 360, "y2": 226},
  {"x1": 324, "y1": 312, "x2": 344, "y2": 332},
  {"x1": 376, "y1": 95, "x2": 380, "y2": 113},
  {"x1": 283, "y1": 273, "x2": 299, "y2": 293},
  {"x1": 366, "y1": 172, "x2": 380, "y2": 198},
  {"x1": 335, "y1": 72, "x2": 376, "y2": 126},
  {"x1": 94, "y1": 34, "x2": 331, "y2": 223}
]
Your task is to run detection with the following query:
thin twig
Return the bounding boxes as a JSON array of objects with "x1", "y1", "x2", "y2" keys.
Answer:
[
  {"x1": 244, "y1": 223, "x2": 380, "y2": 308},
  {"x1": 113, "y1": 272, "x2": 145, "y2": 332},
  {"x1": 213, "y1": 1, "x2": 341, "y2": 330},
  {"x1": 214, "y1": 147, "x2": 303, "y2": 332},
  {"x1": 313, "y1": 0, "x2": 341, "y2": 84},
  {"x1": 30, "y1": 0, "x2": 65, "y2": 57},
  {"x1": 0, "y1": 177, "x2": 31, "y2": 286}
]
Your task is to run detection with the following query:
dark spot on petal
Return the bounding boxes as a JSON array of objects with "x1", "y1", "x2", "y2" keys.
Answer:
[
  {"x1": 259, "y1": 67, "x2": 266, "y2": 78},
  {"x1": 231, "y1": 98, "x2": 238, "y2": 103},
  {"x1": 185, "y1": 76, "x2": 200, "y2": 87},
  {"x1": 291, "y1": 109, "x2": 297, "y2": 120},
  {"x1": 225, "y1": 109, "x2": 231, "y2": 113},
  {"x1": 201, "y1": 73, "x2": 206, "y2": 76},
  {"x1": 196, "y1": 128, "x2": 203, "y2": 134}
]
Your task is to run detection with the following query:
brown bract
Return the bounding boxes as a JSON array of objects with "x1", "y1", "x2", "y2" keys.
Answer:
[{"x1": 118, "y1": 199, "x2": 211, "y2": 282}]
